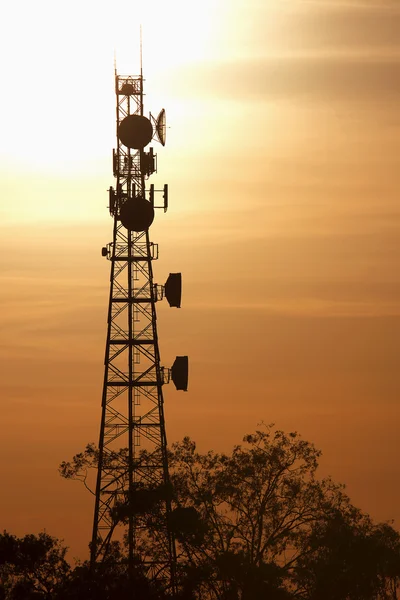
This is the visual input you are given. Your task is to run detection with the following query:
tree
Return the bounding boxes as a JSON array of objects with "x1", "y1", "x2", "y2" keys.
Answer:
[
  {"x1": 167, "y1": 428, "x2": 337, "y2": 598},
  {"x1": 294, "y1": 512, "x2": 400, "y2": 599},
  {"x1": 0, "y1": 530, "x2": 173, "y2": 600},
  {"x1": 0, "y1": 531, "x2": 69, "y2": 599},
  {"x1": 55, "y1": 555, "x2": 168, "y2": 600},
  {"x1": 60, "y1": 426, "x2": 400, "y2": 599}
]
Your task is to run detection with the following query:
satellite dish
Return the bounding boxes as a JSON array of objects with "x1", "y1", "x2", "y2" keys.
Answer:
[
  {"x1": 118, "y1": 114, "x2": 153, "y2": 149},
  {"x1": 120, "y1": 197, "x2": 155, "y2": 231},
  {"x1": 155, "y1": 108, "x2": 166, "y2": 146}
]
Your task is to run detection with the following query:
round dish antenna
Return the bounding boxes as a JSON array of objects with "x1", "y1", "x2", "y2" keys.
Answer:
[
  {"x1": 119, "y1": 114, "x2": 153, "y2": 149},
  {"x1": 120, "y1": 196, "x2": 155, "y2": 231},
  {"x1": 155, "y1": 108, "x2": 167, "y2": 146}
]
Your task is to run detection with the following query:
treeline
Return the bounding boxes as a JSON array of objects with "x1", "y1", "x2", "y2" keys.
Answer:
[{"x1": 1, "y1": 427, "x2": 400, "y2": 599}]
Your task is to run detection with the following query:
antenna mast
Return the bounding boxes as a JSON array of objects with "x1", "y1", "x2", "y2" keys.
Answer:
[
  {"x1": 90, "y1": 55, "x2": 188, "y2": 595},
  {"x1": 140, "y1": 25, "x2": 143, "y2": 79}
]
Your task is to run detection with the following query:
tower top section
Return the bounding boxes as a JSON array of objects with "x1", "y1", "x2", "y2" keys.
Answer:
[{"x1": 109, "y1": 69, "x2": 168, "y2": 228}]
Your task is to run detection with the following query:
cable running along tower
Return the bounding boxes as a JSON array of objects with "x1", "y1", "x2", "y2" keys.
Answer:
[{"x1": 91, "y1": 63, "x2": 188, "y2": 592}]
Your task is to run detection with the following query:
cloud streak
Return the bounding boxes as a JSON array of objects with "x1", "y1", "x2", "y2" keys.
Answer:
[{"x1": 174, "y1": 56, "x2": 400, "y2": 103}]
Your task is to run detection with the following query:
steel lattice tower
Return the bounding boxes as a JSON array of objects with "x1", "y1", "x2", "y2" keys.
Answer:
[{"x1": 91, "y1": 66, "x2": 188, "y2": 594}]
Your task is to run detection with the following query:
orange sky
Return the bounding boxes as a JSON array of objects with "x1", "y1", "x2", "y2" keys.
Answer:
[{"x1": 1, "y1": 0, "x2": 400, "y2": 560}]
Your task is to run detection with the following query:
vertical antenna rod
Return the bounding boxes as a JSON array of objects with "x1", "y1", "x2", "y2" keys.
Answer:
[{"x1": 140, "y1": 25, "x2": 143, "y2": 80}]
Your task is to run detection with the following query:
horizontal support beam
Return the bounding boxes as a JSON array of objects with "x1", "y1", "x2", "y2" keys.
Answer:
[
  {"x1": 109, "y1": 339, "x2": 155, "y2": 345},
  {"x1": 112, "y1": 256, "x2": 153, "y2": 262},
  {"x1": 112, "y1": 297, "x2": 153, "y2": 303},
  {"x1": 106, "y1": 381, "x2": 161, "y2": 387},
  {"x1": 104, "y1": 422, "x2": 160, "y2": 428}
]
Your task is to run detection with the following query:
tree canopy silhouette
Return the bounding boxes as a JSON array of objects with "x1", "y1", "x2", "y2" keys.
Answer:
[
  {"x1": 0, "y1": 531, "x2": 69, "y2": 599},
  {"x1": 59, "y1": 426, "x2": 400, "y2": 599},
  {"x1": 3, "y1": 428, "x2": 400, "y2": 598}
]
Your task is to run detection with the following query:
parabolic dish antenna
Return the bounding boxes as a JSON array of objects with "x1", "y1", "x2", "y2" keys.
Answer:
[
  {"x1": 118, "y1": 114, "x2": 153, "y2": 149},
  {"x1": 155, "y1": 108, "x2": 167, "y2": 146},
  {"x1": 120, "y1": 197, "x2": 155, "y2": 231}
]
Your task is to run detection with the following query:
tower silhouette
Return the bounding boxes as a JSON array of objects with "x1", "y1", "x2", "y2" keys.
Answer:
[{"x1": 90, "y1": 65, "x2": 188, "y2": 594}]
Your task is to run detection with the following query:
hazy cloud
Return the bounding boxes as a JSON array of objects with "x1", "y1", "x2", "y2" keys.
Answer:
[{"x1": 175, "y1": 56, "x2": 400, "y2": 103}]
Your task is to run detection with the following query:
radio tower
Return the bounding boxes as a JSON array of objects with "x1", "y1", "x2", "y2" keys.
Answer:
[{"x1": 91, "y1": 58, "x2": 188, "y2": 595}]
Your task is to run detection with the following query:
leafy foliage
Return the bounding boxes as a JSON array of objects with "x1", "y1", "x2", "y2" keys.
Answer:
[
  {"x1": 295, "y1": 511, "x2": 400, "y2": 599},
  {"x1": 0, "y1": 531, "x2": 69, "y2": 599},
  {"x1": 59, "y1": 426, "x2": 400, "y2": 599},
  {"x1": 168, "y1": 428, "x2": 340, "y2": 598}
]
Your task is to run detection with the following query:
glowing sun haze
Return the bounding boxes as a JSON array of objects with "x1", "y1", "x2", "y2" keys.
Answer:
[{"x1": 0, "y1": 0, "x2": 399, "y2": 559}]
